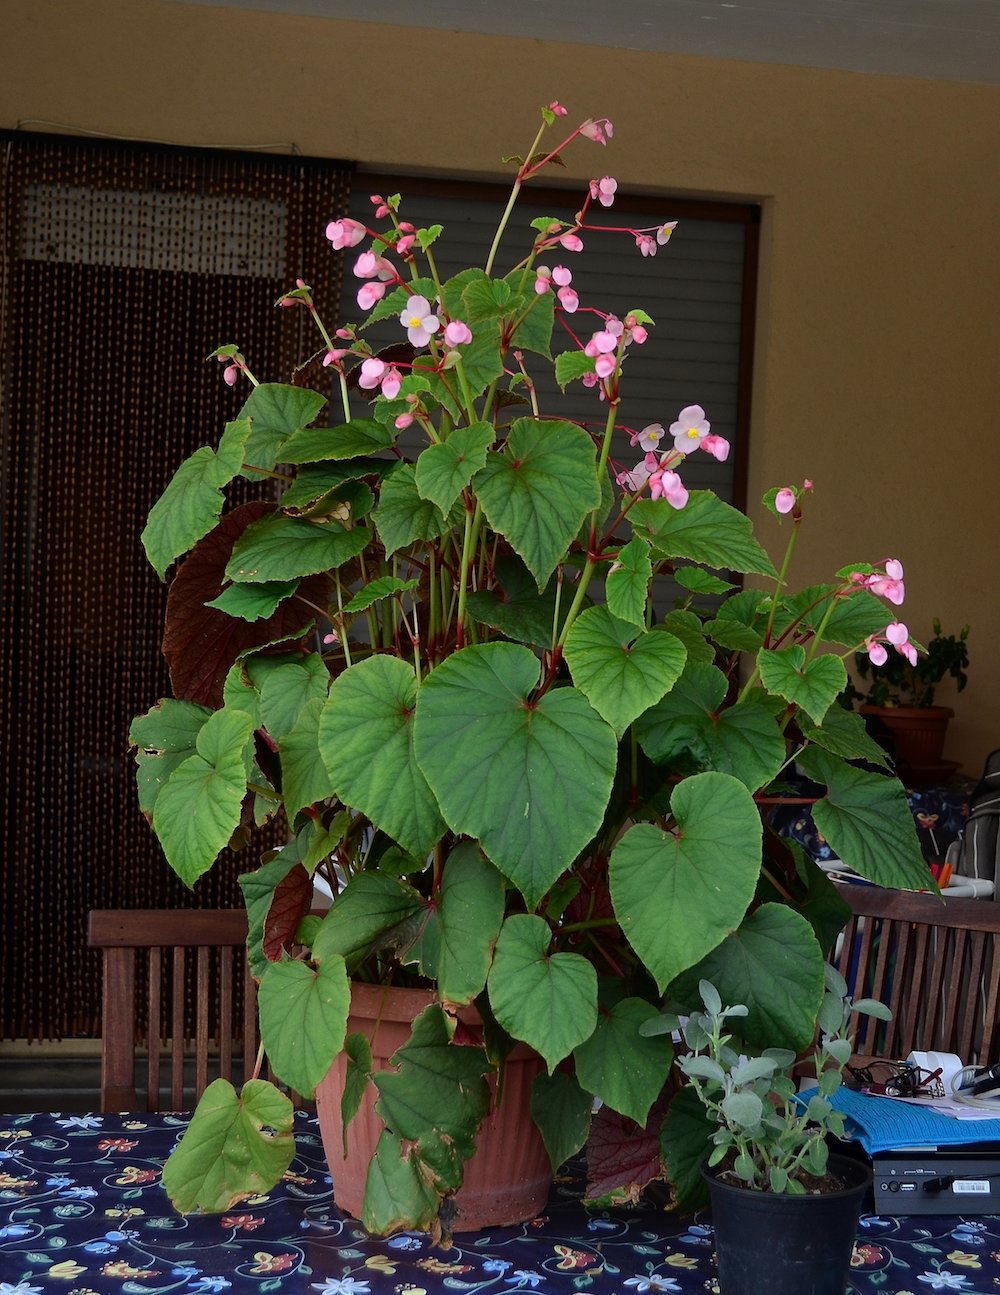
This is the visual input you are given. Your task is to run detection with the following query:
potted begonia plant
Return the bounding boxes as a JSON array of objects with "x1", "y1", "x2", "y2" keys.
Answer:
[{"x1": 131, "y1": 101, "x2": 930, "y2": 1239}]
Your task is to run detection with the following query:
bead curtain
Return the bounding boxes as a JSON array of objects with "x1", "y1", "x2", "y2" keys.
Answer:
[{"x1": 0, "y1": 131, "x2": 352, "y2": 1040}]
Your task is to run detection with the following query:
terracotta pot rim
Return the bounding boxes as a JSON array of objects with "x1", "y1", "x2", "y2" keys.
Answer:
[{"x1": 859, "y1": 704, "x2": 954, "y2": 720}]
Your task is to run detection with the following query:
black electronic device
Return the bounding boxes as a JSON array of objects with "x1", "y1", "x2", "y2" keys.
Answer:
[{"x1": 872, "y1": 1145, "x2": 1000, "y2": 1215}]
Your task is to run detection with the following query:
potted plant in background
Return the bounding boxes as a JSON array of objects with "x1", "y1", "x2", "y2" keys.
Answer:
[
  {"x1": 130, "y1": 100, "x2": 931, "y2": 1241},
  {"x1": 845, "y1": 616, "x2": 970, "y2": 783},
  {"x1": 648, "y1": 972, "x2": 888, "y2": 1295}
]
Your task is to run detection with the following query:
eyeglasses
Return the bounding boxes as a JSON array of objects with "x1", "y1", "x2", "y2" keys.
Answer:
[{"x1": 845, "y1": 1060, "x2": 945, "y2": 1099}]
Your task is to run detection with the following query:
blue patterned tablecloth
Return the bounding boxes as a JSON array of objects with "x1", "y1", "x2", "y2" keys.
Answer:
[{"x1": 2, "y1": 1111, "x2": 1000, "y2": 1293}]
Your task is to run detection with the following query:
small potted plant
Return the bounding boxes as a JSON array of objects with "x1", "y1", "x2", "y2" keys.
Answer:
[
  {"x1": 131, "y1": 101, "x2": 931, "y2": 1241},
  {"x1": 650, "y1": 973, "x2": 889, "y2": 1295},
  {"x1": 846, "y1": 616, "x2": 970, "y2": 781}
]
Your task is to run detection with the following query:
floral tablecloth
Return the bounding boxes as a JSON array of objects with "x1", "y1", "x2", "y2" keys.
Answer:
[{"x1": 2, "y1": 1112, "x2": 999, "y2": 1294}]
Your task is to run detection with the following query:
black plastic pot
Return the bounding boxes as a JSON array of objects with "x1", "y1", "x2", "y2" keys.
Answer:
[{"x1": 703, "y1": 1154, "x2": 872, "y2": 1295}]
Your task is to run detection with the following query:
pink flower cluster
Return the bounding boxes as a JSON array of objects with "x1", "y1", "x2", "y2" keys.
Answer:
[
  {"x1": 865, "y1": 621, "x2": 918, "y2": 668},
  {"x1": 615, "y1": 405, "x2": 732, "y2": 510},
  {"x1": 534, "y1": 265, "x2": 579, "y2": 313}
]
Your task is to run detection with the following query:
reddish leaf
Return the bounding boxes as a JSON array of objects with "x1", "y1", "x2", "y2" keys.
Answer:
[
  {"x1": 163, "y1": 502, "x2": 331, "y2": 707},
  {"x1": 263, "y1": 863, "x2": 314, "y2": 962},
  {"x1": 585, "y1": 1094, "x2": 668, "y2": 1203}
]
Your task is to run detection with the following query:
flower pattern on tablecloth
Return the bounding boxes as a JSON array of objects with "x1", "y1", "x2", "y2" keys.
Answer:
[{"x1": 3, "y1": 1113, "x2": 1000, "y2": 1293}]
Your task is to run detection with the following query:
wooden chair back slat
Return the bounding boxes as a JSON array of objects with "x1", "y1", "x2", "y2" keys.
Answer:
[
  {"x1": 88, "y1": 909, "x2": 262, "y2": 1112},
  {"x1": 835, "y1": 883, "x2": 1000, "y2": 1068}
]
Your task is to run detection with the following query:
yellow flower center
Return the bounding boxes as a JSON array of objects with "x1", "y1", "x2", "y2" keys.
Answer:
[{"x1": 686, "y1": 426, "x2": 700, "y2": 439}]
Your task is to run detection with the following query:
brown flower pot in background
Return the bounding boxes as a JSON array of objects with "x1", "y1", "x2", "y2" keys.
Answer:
[
  {"x1": 315, "y1": 981, "x2": 552, "y2": 1231},
  {"x1": 860, "y1": 704, "x2": 955, "y2": 785}
]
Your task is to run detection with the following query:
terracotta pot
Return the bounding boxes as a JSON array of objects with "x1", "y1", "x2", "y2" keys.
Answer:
[
  {"x1": 860, "y1": 704, "x2": 953, "y2": 780},
  {"x1": 314, "y1": 981, "x2": 552, "y2": 1231}
]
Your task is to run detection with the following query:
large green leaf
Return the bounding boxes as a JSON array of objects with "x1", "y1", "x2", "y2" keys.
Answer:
[
  {"x1": 257, "y1": 953, "x2": 350, "y2": 1097},
  {"x1": 776, "y1": 584, "x2": 890, "y2": 648},
  {"x1": 249, "y1": 652, "x2": 331, "y2": 741},
  {"x1": 801, "y1": 703, "x2": 892, "y2": 768},
  {"x1": 667, "y1": 904, "x2": 826, "y2": 1052},
  {"x1": 436, "y1": 842, "x2": 506, "y2": 1005},
  {"x1": 152, "y1": 708, "x2": 254, "y2": 885},
  {"x1": 475, "y1": 418, "x2": 601, "y2": 590},
  {"x1": 564, "y1": 605, "x2": 687, "y2": 739},
  {"x1": 206, "y1": 579, "x2": 300, "y2": 621},
  {"x1": 362, "y1": 1129, "x2": 445, "y2": 1236},
  {"x1": 373, "y1": 1005, "x2": 491, "y2": 1189},
  {"x1": 413, "y1": 643, "x2": 617, "y2": 907},
  {"x1": 414, "y1": 320, "x2": 504, "y2": 417},
  {"x1": 141, "y1": 419, "x2": 253, "y2": 579},
  {"x1": 631, "y1": 491, "x2": 777, "y2": 577},
  {"x1": 757, "y1": 646, "x2": 847, "y2": 726},
  {"x1": 279, "y1": 697, "x2": 338, "y2": 820},
  {"x1": 373, "y1": 462, "x2": 458, "y2": 557},
  {"x1": 531, "y1": 1070, "x2": 593, "y2": 1172},
  {"x1": 312, "y1": 872, "x2": 426, "y2": 964},
  {"x1": 414, "y1": 420, "x2": 495, "y2": 514},
  {"x1": 609, "y1": 772, "x2": 762, "y2": 991},
  {"x1": 573, "y1": 998, "x2": 673, "y2": 1126},
  {"x1": 796, "y1": 747, "x2": 930, "y2": 889},
  {"x1": 636, "y1": 662, "x2": 786, "y2": 793},
  {"x1": 319, "y1": 655, "x2": 447, "y2": 860},
  {"x1": 487, "y1": 914, "x2": 598, "y2": 1072},
  {"x1": 162, "y1": 1078, "x2": 295, "y2": 1213},
  {"x1": 237, "y1": 383, "x2": 327, "y2": 471},
  {"x1": 464, "y1": 554, "x2": 562, "y2": 646},
  {"x1": 280, "y1": 417, "x2": 396, "y2": 464},
  {"x1": 225, "y1": 512, "x2": 368, "y2": 583},
  {"x1": 605, "y1": 535, "x2": 653, "y2": 628},
  {"x1": 130, "y1": 698, "x2": 212, "y2": 816}
]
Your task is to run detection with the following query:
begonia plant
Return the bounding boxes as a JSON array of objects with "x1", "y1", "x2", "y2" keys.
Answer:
[{"x1": 131, "y1": 101, "x2": 930, "y2": 1233}]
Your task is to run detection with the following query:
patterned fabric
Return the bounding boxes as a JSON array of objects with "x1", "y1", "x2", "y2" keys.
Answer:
[{"x1": 3, "y1": 1112, "x2": 1000, "y2": 1293}]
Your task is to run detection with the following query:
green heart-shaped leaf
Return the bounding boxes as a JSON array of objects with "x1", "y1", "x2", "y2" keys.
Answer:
[
  {"x1": 757, "y1": 645, "x2": 847, "y2": 726},
  {"x1": 564, "y1": 605, "x2": 687, "y2": 738},
  {"x1": 319, "y1": 654, "x2": 447, "y2": 860},
  {"x1": 130, "y1": 699, "x2": 212, "y2": 816},
  {"x1": 257, "y1": 953, "x2": 350, "y2": 1097},
  {"x1": 610, "y1": 772, "x2": 762, "y2": 991},
  {"x1": 373, "y1": 462, "x2": 459, "y2": 556},
  {"x1": 632, "y1": 491, "x2": 777, "y2": 577},
  {"x1": 487, "y1": 914, "x2": 598, "y2": 1072},
  {"x1": 414, "y1": 421, "x2": 494, "y2": 515},
  {"x1": 280, "y1": 417, "x2": 395, "y2": 463},
  {"x1": 413, "y1": 642, "x2": 617, "y2": 907},
  {"x1": 237, "y1": 383, "x2": 327, "y2": 471},
  {"x1": 475, "y1": 418, "x2": 601, "y2": 590},
  {"x1": 312, "y1": 872, "x2": 426, "y2": 965},
  {"x1": 605, "y1": 536, "x2": 653, "y2": 628},
  {"x1": 437, "y1": 842, "x2": 506, "y2": 1005},
  {"x1": 573, "y1": 998, "x2": 673, "y2": 1126},
  {"x1": 162, "y1": 1078, "x2": 295, "y2": 1213}
]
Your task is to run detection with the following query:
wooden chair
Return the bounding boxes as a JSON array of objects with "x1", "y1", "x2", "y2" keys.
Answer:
[
  {"x1": 88, "y1": 909, "x2": 260, "y2": 1111},
  {"x1": 833, "y1": 882, "x2": 1000, "y2": 1067}
]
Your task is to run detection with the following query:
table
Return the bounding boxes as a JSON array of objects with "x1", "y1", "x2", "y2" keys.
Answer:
[{"x1": 2, "y1": 1112, "x2": 998, "y2": 1293}]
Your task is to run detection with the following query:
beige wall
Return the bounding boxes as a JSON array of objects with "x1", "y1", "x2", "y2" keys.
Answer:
[{"x1": 5, "y1": 1, "x2": 998, "y2": 773}]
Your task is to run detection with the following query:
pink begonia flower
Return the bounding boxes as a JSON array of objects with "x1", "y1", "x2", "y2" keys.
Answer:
[
  {"x1": 886, "y1": 621, "x2": 918, "y2": 667},
  {"x1": 580, "y1": 118, "x2": 614, "y2": 146},
  {"x1": 552, "y1": 265, "x2": 573, "y2": 287},
  {"x1": 353, "y1": 251, "x2": 395, "y2": 282},
  {"x1": 627, "y1": 322, "x2": 649, "y2": 345},
  {"x1": 631, "y1": 423, "x2": 664, "y2": 452},
  {"x1": 589, "y1": 176, "x2": 618, "y2": 207},
  {"x1": 649, "y1": 466, "x2": 688, "y2": 509},
  {"x1": 669, "y1": 404, "x2": 712, "y2": 453},
  {"x1": 534, "y1": 267, "x2": 552, "y2": 294},
  {"x1": 358, "y1": 358, "x2": 387, "y2": 390},
  {"x1": 325, "y1": 217, "x2": 366, "y2": 250},
  {"x1": 396, "y1": 234, "x2": 416, "y2": 256},
  {"x1": 322, "y1": 348, "x2": 348, "y2": 368},
  {"x1": 222, "y1": 363, "x2": 239, "y2": 387},
  {"x1": 548, "y1": 101, "x2": 568, "y2": 117},
  {"x1": 357, "y1": 281, "x2": 387, "y2": 310},
  {"x1": 399, "y1": 296, "x2": 440, "y2": 347},
  {"x1": 774, "y1": 488, "x2": 796, "y2": 514},
  {"x1": 701, "y1": 433, "x2": 730, "y2": 462},
  {"x1": 395, "y1": 412, "x2": 415, "y2": 430},
  {"x1": 635, "y1": 234, "x2": 657, "y2": 258},
  {"x1": 866, "y1": 637, "x2": 889, "y2": 667},
  {"x1": 444, "y1": 320, "x2": 473, "y2": 347},
  {"x1": 616, "y1": 451, "x2": 658, "y2": 492},
  {"x1": 381, "y1": 366, "x2": 403, "y2": 399},
  {"x1": 868, "y1": 558, "x2": 905, "y2": 606},
  {"x1": 557, "y1": 287, "x2": 579, "y2": 312},
  {"x1": 657, "y1": 222, "x2": 678, "y2": 245},
  {"x1": 604, "y1": 316, "x2": 624, "y2": 338},
  {"x1": 559, "y1": 232, "x2": 584, "y2": 252},
  {"x1": 370, "y1": 194, "x2": 389, "y2": 218},
  {"x1": 585, "y1": 330, "x2": 618, "y2": 357}
]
